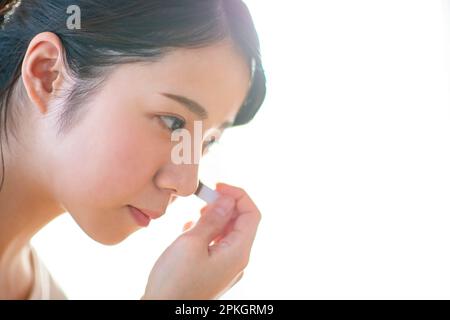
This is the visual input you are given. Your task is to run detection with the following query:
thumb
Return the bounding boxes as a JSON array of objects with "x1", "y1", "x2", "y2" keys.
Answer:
[{"x1": 187, "y1": 196, "x2": 235, "y2": 244}]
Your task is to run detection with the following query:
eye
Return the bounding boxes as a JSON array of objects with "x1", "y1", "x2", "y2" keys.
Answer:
[{"x1": 159, "y1": 115, "x2": 186, "y2": 132}]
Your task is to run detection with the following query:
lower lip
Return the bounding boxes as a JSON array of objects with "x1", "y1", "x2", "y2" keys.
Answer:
[{"x1": 128, "y1": 206, "x2": 151, "y2": 227}]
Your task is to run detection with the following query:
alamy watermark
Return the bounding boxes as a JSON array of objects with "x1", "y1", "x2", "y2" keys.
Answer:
[
  {"x1": 171, "y1": 121, "x2": 222, "y2": 165},
  {"x1": 66, "y1": 5, "x2": 81, "y2": 30}
]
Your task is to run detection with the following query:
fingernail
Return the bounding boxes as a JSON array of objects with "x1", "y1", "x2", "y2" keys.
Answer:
[{"x1": 214, "y1": 197, "x2": 234, "y2": 216}]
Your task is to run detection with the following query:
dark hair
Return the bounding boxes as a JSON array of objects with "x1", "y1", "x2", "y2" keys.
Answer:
[{"x1": 0, "y1": 0, "x2": 266, "y2": 191}]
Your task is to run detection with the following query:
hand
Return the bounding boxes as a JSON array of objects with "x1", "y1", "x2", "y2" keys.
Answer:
[{"x1": 142, "y1": 183, "x2": 261, "y2": 300}]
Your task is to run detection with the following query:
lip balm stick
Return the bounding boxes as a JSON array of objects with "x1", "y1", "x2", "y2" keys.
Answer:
[{"x1": 195, "y1": 181, "x2": 219, "y2": 204}]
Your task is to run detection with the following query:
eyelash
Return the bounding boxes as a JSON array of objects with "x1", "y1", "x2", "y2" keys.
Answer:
[
  {"x1": 203, "y1": 136, "x2": 217, "y2": 152},
  {"x1": 158, "y1": 115, "x2": 218, "y2": 151},
  {"x1": 159, "y1": 115, "x2": 186, "y2": 132}
]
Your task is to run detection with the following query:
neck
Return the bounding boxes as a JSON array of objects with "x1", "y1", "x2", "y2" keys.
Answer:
[
  {"x1": 0, "y1": 146, "x2": 64, "y2": 252},
  {"x1": 0, "y1": 140, "x2": 65, "y2": 298}
]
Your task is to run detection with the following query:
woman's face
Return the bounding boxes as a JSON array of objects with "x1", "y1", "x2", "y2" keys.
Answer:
[{"x1": 42, "y1": 40, "x2": 250, "y2": 244}]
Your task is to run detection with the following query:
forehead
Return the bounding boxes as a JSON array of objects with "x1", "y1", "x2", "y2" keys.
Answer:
[{"x1": 132, "y1": 40, "x2": 252, "y2": 125}]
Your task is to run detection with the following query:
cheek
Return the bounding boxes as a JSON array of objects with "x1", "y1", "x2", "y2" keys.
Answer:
[{"x1": 53, "y1": 117, "x2": 166, "y2": 207}]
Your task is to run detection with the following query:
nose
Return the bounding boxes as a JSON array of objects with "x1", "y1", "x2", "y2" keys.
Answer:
[{"x1": 155, "y1": 163, "x2": 200, "y2": 198}]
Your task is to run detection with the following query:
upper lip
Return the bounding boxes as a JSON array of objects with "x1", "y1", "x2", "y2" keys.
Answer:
[{"x1": 130, "y1": 205, "x2": 164, "y2": 220}]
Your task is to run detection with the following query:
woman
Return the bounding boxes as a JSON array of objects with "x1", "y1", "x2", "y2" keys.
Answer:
[{"x1": 0, "y1": 0, "x2": 266, "y2": 299}]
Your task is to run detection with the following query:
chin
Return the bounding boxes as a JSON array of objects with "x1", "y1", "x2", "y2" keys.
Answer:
[
  {"x1": 91, "y1": 232, "x2": 134, "y2": 246},
  {"x1": 76, "y1": 220, "x2": 138, "y2": 246},
  {"x1": 67, "y1": 207, "x2": 141, "y2": 245},
  {"x1": 90, "y1": 235, "x2": 129, "y2": 246}
]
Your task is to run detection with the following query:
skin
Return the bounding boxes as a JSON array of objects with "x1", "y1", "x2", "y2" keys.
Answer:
[{"x1": 0, "y1": 32, "x2": 261, "y2": 299}]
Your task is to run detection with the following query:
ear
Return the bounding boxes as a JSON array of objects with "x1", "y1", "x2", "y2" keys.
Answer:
[{"x1": 21, "y1": 31, "x2": 67, "y2": 114}]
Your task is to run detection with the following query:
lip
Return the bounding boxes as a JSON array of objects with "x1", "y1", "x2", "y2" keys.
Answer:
[
  {"x1": 134, "y1": 206, "x2": 164, "y2": 220},
  {"x1": 128, "y1": 205, "x2": 152, "y2": 227}
]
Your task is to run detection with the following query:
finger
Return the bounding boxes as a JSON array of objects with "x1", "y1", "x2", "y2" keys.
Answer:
[
  {"x1": 186, "y1": 196, "x2": 236, "y2": 244},
  {"x1": 200, "y1": 203, "x2": 213, "y2": 216},
  {"x1": 210, "y1": 216, "x2": 236, "y2": 245},
  {"x1": 211, "y1": 184, "x2": 262, "y2": 255},
  {"x1": 221, "y1": 211, "x2": 261, "y2": 255},
  {"x1": 182, "y1": 221, "x2": 194, "y2": 232},
  {"x1": 216, "y1": 183, "x2": 260, "y2": 219}
]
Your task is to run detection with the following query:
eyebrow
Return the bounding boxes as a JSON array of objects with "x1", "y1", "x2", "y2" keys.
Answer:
[{"x1": 161, "y1": 92, "x2": 233, "y2": 130}]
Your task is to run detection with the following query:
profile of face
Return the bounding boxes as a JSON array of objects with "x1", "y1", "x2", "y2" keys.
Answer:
[{"x1": 21, "y1": 33, "x2": 251, "y2": 245}]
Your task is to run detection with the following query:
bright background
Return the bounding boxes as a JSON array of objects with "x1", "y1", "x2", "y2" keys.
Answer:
[{"x1": 32, "y1": 0, "x2": 450, "y2": 299}]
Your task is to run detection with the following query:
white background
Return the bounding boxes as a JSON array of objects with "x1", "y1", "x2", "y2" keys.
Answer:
[{"x1": 32, "y1": 0, "x2": 450, "y2": 299}]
